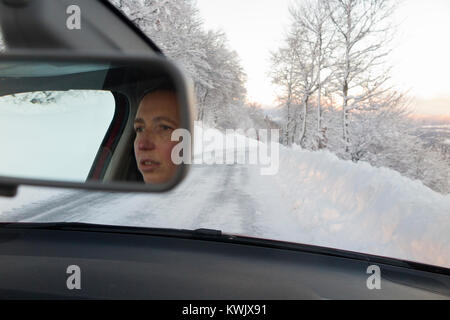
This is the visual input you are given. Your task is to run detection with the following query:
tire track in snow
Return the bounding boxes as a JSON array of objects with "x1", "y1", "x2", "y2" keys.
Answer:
[
  {"x1": 106, "y1": 163, "x2": 224, "y2": 227},
  {"x1": 191, "y1": 163, "x2": 264, "y2": 236},
  {"x1": 4, "y1": 191, "x2": 132, "y2": 222}
]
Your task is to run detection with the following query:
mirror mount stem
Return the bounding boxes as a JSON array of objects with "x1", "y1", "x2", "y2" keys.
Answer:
[{"x1": 0, "y1": 183, "x2": 18, "y2": 197}]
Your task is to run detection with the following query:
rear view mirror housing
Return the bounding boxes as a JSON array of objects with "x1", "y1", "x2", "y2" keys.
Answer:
[{"x1": 0, "y1": 51, "x2": 194, "y2": 196}]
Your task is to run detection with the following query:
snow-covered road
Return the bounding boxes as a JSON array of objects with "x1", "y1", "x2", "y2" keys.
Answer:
[
  {"x1": 1, "y1": 129, "x2": 449, "y2": 269},
  {"x1": 0, "y1": 160, "x2": 300, "y2": 241}
]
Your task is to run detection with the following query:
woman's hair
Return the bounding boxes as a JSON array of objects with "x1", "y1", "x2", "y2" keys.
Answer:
[{"x1": 137, "y1": 80, "x2": 176, "y2": 103}]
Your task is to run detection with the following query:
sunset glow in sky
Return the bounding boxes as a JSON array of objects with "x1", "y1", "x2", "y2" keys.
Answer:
[{"x1": 197, "y1": 0, "x2": 450, "y2": 116}]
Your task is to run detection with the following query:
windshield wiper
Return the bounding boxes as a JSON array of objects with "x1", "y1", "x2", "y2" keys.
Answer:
[{"x1": 0, "y1": 222, "x2": 224, "y2": 238}]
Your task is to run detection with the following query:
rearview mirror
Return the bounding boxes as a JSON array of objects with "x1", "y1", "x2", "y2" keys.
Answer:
[{"x1": 0, "y1": 52, "x2": 194, "y2": 196}]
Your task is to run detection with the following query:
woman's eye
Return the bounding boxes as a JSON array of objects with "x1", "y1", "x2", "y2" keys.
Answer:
[
  {"x1": 160, "y1": 124, "x2": 173, "y2": 131},
  {"x1": 134, "y1": 127, "x2": 144, "y2": 133}
]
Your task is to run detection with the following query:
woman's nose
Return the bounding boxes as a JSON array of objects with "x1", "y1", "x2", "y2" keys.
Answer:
[{"x1": 136, "y1": 134, "x2": 156, "y2": 151}]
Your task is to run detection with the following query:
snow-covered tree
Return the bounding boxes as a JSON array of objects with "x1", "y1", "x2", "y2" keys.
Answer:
[
  {"x1": 348, "y1": 91, "x2": 407, "y2": 161},
  {"x1": 269, "y1": 41, "x2": 300, "y2": 145},
  {"x1": 271, "y1": 0, "x2": 336, "y2": 148},
  {"x1": 288, "y1": 0, "x2": 335, "y2": 148},
  {"x1": 196, "y1": 30, "x2": 246, "y2": 127},
  {"x1": 111, "y1": 0, "x2": 211, "y2": 85},
  {"x1": 109, "y1": 0, "x2": 247, "y2": 128},
  {"x1": 324, "y1": 0, "x2": 397, "y2": 155}
]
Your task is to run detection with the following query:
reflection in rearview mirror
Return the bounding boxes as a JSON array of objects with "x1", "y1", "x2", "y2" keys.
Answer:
[
  {"x1": 0, "y1": 56, "x2": 192, "y2": 193},
  {"x1": 134, "y1": 85, "x2": 180, "y2": 184},
  {"x1": 0, "y1": 90, "x2": 115, "y2": 182}
]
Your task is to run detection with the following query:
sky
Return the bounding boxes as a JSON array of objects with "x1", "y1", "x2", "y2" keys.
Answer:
[{"x1": 196, "y1": 0, "x2": 450, "y2": 116}]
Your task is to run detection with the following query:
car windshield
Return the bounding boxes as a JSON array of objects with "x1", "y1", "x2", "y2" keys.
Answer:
[{"x1": 0, "y1": 0, "x2": 449, "y2": 270}]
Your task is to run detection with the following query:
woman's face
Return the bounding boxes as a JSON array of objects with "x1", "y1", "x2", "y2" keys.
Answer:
[{"x1": 134, "y1": 90, "x2": 180, "y2": 184}]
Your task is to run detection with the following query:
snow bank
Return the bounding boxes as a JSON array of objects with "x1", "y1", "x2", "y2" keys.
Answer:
[{"x1": 272, "y1": 144, "x2": 450, "y2": 267}]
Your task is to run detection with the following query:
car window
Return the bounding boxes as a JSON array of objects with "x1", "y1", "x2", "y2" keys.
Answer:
[
  {"x1": 0, "y1": 90, "x2": 115, "y2": 182},
  {"x1": 1, "y1": 0, "x2": 449, "y2": 270}
]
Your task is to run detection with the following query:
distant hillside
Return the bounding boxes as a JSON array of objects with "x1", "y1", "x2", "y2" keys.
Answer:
[{"x1": 409, "y1": 114, "x2": 450, "y2": 125}]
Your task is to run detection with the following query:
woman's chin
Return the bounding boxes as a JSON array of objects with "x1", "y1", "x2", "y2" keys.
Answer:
[{"x1": 143, "y1": 172, "x2": 169, "y2": 184}]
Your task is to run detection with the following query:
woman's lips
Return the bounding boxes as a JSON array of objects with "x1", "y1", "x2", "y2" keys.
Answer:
[{"x1": 139, "y1": 159, "x2": 161, "y2": 171}]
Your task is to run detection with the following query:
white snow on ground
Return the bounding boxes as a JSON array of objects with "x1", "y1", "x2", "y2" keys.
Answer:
[
  {"x1": 0, "y1": 124, "x2": 449, "y2": 268},
  {"x1": 0, "y1": 187, "x2": 72, "y2": 215}
]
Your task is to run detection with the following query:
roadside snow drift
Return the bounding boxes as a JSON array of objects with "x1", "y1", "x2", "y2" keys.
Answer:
[{"x1": 274, "y1": 144, "x2": 450, "y2": 268}]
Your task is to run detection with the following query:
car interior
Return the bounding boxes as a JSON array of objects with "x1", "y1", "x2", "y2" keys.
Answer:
[{"x1": 0, "y1": 0, "x2": 448, "y2": 301}]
